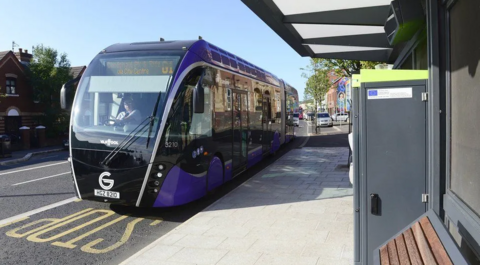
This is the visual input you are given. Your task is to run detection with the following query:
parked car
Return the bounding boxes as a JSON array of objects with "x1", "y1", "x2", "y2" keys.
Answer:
[
  {"x1": 317, "y1": 112, "x2": 333, "y2": 127},
  {"x1": 62, "y1": 138, "x2": 69, "y2": 150},
  {"x1": 306, "y1": 112, "x2": 315, "y2": 121},
  {"x1": 62, "y1": 131, "x2": 69, "y2": 150},
  {"x1": 331, "y1": 112, "x2": 349, "y2": 122},
  {"x1": 292, "y1": 113, "x2": 300, "y2": 127}
]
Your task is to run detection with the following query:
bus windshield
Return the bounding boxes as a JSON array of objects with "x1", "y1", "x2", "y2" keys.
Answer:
[{"x1": 71, "y1": 50, "x2": 182, "y2": 158}]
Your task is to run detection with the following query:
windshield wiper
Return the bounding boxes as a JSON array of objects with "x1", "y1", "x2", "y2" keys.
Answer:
[
  {"x1": 146, "y1": 78, "x2": 170, "y2": 149},
  {"x1": 100, "y1": 116, "x2": 152, "y2": 167}
]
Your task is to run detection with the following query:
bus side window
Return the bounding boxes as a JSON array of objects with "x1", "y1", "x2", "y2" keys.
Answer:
[
  {"x1": 191, "y1": 68, "x2": 213, "y2": 138},
  {"x1": 164, "y1": 68, "x2": 202, "y2": 151}
]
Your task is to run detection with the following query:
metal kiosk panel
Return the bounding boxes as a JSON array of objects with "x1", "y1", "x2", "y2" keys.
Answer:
[{"x1": 353, "y1": 70, "x2": 429, "y2": 265}]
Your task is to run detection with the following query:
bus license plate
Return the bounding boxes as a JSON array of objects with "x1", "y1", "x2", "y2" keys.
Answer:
[{"x1": 94, "y1": 189, "x2": 120, "y2": 199}]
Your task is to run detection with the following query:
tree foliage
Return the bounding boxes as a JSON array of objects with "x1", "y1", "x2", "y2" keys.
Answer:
[
  {"x1": 312, "y1": 58, "x2": 381, "y2": 77},
  {"x1": 301, "y1": 59, "x2": 331, "y2": 114},
  {"x1": 28, "y1": 45, "x2": 73, "y2": 136}
]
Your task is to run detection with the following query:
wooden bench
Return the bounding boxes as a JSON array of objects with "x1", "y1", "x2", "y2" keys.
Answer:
[{"x1": 374, "y1": 210, "x2": 469, "y2": 265}]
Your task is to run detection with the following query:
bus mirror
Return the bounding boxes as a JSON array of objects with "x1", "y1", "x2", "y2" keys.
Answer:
[
  {"x1": 61, "y1": 76, "x2": 80, "y2": 111},
  {"x1": 60, "y1": 82, "x2": 74, "y2": 111},
  {"x1": 193, "y1": 83, "x2": 204, "y2": 113}
]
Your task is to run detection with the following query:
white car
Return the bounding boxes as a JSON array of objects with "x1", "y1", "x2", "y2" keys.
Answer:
[
  {"x1": 317, "y1": 112, "x2": 333, "y2": 127},
  {"x1": 331, "y1": 112, "x2": 349, "y2": 122},
  {"x1": 292, "y1": 113, "x2": 300, "y2": 127}
]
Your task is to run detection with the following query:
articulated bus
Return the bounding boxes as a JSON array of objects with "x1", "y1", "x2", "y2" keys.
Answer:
[{"x1": 61, "y1": 40, "x2": 299, "y2": 207}]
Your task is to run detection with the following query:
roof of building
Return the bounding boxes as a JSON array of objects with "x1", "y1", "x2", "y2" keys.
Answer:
[
  {"x1": 70, "y1": 66, "x2": 86, "y2": 78},
  {"x1": 0, "y1": 51, "x2": 12, "y2": 62}
]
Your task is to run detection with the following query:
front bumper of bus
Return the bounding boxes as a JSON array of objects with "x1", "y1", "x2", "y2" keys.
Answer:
[
  {"x1": 72, "y1": 158, "x2": 208, "y2": 207},
  {"x1": 73, "y1": 159, "x2": 149, "y2": 206}
]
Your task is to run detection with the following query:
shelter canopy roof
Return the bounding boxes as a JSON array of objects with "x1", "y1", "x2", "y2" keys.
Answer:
[{"x1": 242, "y1": 0, "x2": 393, "y2": 61}]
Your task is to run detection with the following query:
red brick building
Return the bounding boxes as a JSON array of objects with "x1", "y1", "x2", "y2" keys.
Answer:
[
  {"x1": 0, "y1": 48, "x2": 86, "y2": 138},
  {"x1": 326, "y1": 71, "x2": 341, "y2": 115},
  {"x1": 0, "y1": 48, "x2": 42, "y2": 137}
]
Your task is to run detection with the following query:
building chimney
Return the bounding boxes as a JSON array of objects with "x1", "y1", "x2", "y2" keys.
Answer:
[{"x1": 15, "y1": 48, "x2": 33, "y2": 63}]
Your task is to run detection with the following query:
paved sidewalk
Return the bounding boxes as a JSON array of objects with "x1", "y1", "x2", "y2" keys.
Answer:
[
  {"x1": 122, "y1": 147, "x2": 353, "y2": 265},
  {"x1": 0, "y1": 146, "x2": 65, "y2": 166}
]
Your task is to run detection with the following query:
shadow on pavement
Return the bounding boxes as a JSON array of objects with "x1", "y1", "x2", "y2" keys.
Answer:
[
  {"x1": 201, "y1": 133, "x2": 352, "y2": 212},
  {"x1": 306, "y1": 133, "x2": 348, "y2": 147}
]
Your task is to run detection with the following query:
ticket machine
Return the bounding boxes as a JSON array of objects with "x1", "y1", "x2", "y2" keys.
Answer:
[{"x1": 351, "y1": 70, "x2": 429, "y2": 264}]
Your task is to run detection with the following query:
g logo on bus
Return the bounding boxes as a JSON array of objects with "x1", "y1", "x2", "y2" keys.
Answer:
[{"x1": 99, "y1": 172, "x2": 114, "y2": 190}]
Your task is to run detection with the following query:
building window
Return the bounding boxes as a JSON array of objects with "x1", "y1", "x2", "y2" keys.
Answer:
[
  {"x1": 6, "y1": 78, "x2": 16, "y2": 94},
  {"x1": 254, "y1": 88, "x2": 262, "y2": 111}
]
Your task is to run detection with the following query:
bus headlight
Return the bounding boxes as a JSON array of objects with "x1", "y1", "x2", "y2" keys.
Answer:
[
  {"x1": 158, "y1": 164, "x2": 165, "y2": 171},
  {"x1": 155, "y1": 173, "x2": 163, "y2": 178}
]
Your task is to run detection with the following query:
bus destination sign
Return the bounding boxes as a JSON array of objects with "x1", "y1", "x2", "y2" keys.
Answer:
[{"x1": 106, "y1": 59, "x2": 176, "y2": 76}]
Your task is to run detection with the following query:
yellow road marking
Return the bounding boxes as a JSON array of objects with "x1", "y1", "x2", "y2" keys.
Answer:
[
  {"x1": 52, "y1": 215, "x2": 129, "y2": 249},
  {"x1": 27, "y1": 210, "x2": 115, "y2": 243},
  {"x1": 0, "y1": 217, "x2": 29, "y2": 229},
  {"x1": 150, "y1": 219, "x2": 163, "y2": 226},
  {"x1": 74, "y1": 199, "x2": 82, "y2": 202},
  {"x1": 81, "y1": 218, "x2": 144, "y2": 254},
  {"x1": 6, "y1": 209, "x2": 93, "y2": 238},
  {"x1": 5, "y1": 207, "x2": 160, "y2": 254}
]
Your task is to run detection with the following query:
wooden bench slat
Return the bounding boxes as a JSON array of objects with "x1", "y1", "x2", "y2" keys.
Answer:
[
  {"x1": 412, "y1": 221, "x2": 437, "y2": 265},
  {"x1": 420, "y1": 217, "x2": 453, "y2": 265},
  {"x1": 381, "y1": 244, "x2": 391, "y2": 265},
  {"x1": 375, "y1": 210, "x2": 469, "y2": 265},
  {"x1": 403, "y1": 228, "x2": 423, "y2": 265},
  {"x1": 387, "y1": 240, "x2": 401, "y2": 265},
  {"x1": 395, "y1": 234, "x2": 411, "y2": 265}
]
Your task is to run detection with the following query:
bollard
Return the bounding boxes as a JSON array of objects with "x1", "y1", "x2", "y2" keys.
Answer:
[
  {"x1": 19, "y1": 126, "x2": 30, "y2": 150},
  {"x1": 36, "y1": 126, "x2": 46, "y2": 147}
]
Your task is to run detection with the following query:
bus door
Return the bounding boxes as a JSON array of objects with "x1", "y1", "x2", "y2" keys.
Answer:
[
  {"x1": 232, "y1": 90, "x2": 248, "y2": 172},
  {"x1": 262, "y1": 93, "x2": 272, "y2": 154}
]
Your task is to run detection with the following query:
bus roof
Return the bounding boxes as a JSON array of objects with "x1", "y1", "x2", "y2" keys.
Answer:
[{"x1": 102, "y1": 40, "x2": 281, "y2": 87}]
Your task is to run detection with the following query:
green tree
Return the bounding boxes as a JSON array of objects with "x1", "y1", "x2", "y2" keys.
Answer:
[
  {"x1": 28, "y1": 45, "x2": 73, "y2": 137},
  {"x1": 312, "y1": 58, "x2": 381, "y2": 77},
  {"x1": 301, "y1": 59, "x2": 331, "y2": 119},
  {"x1": 304, "y1": 69, "x2": 330, "y2": 115}
]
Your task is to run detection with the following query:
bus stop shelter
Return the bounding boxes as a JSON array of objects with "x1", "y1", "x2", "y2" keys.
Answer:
[{"x1": 242, "y1": 0, "x2": 480, "y2": 264}]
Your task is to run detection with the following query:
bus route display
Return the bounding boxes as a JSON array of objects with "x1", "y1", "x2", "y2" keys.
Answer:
[{"x1": 106, "y1": 59, "x2": 177, "y2": 76}]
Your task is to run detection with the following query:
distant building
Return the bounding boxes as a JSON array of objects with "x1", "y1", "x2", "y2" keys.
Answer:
[
  {"x1": 326, "y1": 71, "x2": 341, "y2": 115},
  {"x1": 70, "y1": 66, "x2": 86, "y2": 81},
  {"x1": 0, "y1": 48, "x2": 41, "y2": 137},
  {"x1": 0, "y1": 48, "x2": 86, "y2": 136},
  {"x1": 69, "y1": 65, "x2": 86, "y2": 91}
]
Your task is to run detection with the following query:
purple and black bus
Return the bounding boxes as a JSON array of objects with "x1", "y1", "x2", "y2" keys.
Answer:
[{"x1": 61, "y1": 40, "x2": 298, "y2": 207}]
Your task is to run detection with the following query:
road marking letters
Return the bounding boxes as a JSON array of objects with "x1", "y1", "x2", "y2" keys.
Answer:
[{"x1": 3, "y1": 208, "x2": 163, "y2": 254}]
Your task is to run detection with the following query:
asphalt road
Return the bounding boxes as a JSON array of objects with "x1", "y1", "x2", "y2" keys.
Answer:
[{"x1": 0, "y1": 121, "x2": 336, "y2": 265}]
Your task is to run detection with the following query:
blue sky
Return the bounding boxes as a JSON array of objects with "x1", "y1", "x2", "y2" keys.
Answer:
[{"x1": 0, "y1": 0, "x2": 311, "y2": 100}]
